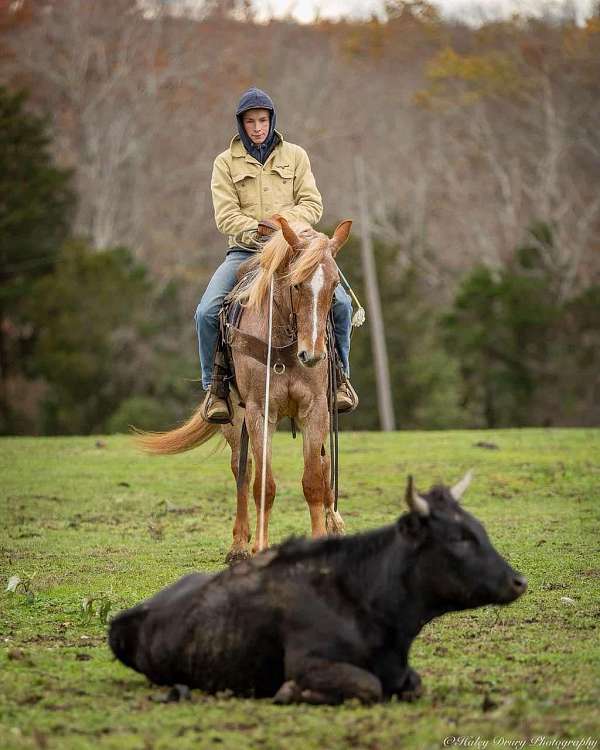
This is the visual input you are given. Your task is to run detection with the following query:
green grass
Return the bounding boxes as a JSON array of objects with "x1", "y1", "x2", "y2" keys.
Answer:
[{"x1": 1, "y1": 429, "x2": 599, "y2": 750}]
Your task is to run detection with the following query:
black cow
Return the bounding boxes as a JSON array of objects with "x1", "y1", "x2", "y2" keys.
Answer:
[{"x1": 109, "y1": 473, "x2": 526, "y2": 704}]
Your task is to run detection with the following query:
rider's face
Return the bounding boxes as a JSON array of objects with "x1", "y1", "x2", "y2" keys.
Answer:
[{"x1": 242, "y1": 108, "x2": 270, "y2": 145}]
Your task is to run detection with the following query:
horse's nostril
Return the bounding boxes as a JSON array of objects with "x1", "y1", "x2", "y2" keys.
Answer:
[
  {"x1": 513, "y1": 575, "x2": 527, "y2": 592},
  {"x1": 298, "y1": 351, "x2": 308, "y2": 364}
]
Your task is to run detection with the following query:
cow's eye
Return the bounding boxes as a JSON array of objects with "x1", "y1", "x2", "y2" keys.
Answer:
[{"x1": 449, "y1": 528, "x2": 474, "y2": 544}]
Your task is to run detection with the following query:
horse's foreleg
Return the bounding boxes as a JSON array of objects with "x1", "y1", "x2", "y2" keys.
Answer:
[
  {"x1": 300, "y1": 401, "x2": 330, "y2": 538},
  {"x1": 222, "y1": 419, "x2": 252, "y2": 564},
  {"x1": 245, "y1": 403, "x2": 276, "y2": 554}
]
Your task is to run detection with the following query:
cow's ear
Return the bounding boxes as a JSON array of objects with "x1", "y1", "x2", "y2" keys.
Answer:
[
  {"x1": 450, "y1": 469, "x2": 473, "y2": 502},
  {"x1": 405, "y1": 475, "x2": 430, "y2": 516},
  {"x1": 399, "y1": 513, "x2": 426, "y2": 538}
]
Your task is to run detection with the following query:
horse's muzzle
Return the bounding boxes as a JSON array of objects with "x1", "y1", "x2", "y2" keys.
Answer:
[{"x1": 297, "y1": 350, "x2": 327, "y2": 368}]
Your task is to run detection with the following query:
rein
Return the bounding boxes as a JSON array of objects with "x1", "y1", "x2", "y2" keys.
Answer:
[
  {"x1": 258, "y1": 277, "x2": 275, "y2": 552},
  {"x1": 327, "y1": 313, "x2": 340, "y2": 511}
]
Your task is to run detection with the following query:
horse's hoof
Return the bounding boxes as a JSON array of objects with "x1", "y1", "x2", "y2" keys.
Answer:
[
  {"x1": 325, "y1": 508, "x2": 345, "y2": 535},
  {"x1": 225, "y1": 549, "x2": 252, "y2": 566}
]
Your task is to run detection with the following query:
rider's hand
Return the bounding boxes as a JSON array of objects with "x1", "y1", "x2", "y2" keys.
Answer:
[{"x1": 257, "y1": 217, "x2": 282, "y2": 237}]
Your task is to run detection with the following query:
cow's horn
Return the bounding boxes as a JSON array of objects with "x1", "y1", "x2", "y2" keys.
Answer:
[
  {"x1": 450, "y1": 469, "x2": 473, "y2": 502},
  {"x1": 405, "y1": 475, "x2": 430, "y2": 516}
]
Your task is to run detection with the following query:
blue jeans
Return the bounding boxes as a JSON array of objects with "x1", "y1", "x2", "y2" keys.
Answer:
[{"x1": 195, "y1": 248, "x2": 353, "y2": 389}]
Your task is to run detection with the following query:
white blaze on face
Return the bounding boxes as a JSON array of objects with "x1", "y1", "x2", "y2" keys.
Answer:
[{"x1": 309, "y1": 264, "x2": 325, "y2": 354}]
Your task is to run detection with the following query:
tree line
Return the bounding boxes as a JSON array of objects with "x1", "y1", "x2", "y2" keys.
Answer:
[
  {"x1": 1, "y1": 0, "x2": 599, "y2": 433},
  {"x1": 2, "y1": 86, "x2": 598, "y2": 434}
]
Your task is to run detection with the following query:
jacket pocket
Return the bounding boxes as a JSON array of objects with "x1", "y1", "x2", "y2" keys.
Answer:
[
  {"x1": 268, "y1": 164, "x2": 294, "y2": 206},
  {"x1": 232, "y1": 171, "x2": 258, "y2": 208}
]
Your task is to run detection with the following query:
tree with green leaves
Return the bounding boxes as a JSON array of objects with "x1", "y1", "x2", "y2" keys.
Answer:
[
  {"x1": 0, "y1": 86, "x2": 74, "y2": 432},
  {"x1": 27, "y1": 239, "x2": 194, "y2": 435},
  {"x1": 442, "y1": 223, "x2": 600, "y2": 427},
  {"x1": 339, "y1": 233, "x2": 465, "y2": 431}
]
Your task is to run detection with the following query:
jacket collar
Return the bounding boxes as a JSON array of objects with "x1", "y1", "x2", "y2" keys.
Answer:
[{"x1": 229, "y1": 130, "x2": 285, "y2": 166}]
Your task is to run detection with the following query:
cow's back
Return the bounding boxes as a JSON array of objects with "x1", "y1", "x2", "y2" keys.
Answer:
[{"x1": 109, "y1": 569, "x2": 286, "y2": 696}]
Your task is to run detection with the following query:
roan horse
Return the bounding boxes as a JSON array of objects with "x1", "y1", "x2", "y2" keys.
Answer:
[{"x1": 137, "y1": 217, "x2": 352, "y2": 563}]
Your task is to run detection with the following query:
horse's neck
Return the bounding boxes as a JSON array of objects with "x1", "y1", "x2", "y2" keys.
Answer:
[{"x1": 241, "y1": 278, "x2": 293, "y2": 346}]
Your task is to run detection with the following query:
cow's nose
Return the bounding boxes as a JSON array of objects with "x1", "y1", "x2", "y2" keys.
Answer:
[{"x1": 511, "y1": 575, "x2": 527, "y2": 595}]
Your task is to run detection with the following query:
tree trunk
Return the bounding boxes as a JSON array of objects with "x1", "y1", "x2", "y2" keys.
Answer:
[{"x1": 354, "y1": 153, "x2": 396, "y2": 432}]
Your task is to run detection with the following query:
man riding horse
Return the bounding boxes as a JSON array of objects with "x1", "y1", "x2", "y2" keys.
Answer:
[{"x1": 195, "y1": 87, "x2": 358, "y2": 423}]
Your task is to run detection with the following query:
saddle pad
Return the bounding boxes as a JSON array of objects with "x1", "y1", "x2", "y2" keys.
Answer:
[{"x1": 224, "y1": 269, "x2": 257, "y2": 329}]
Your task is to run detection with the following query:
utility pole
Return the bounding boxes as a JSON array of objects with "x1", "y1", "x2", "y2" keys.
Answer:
[{"x1": 353, "y1": 153, "x2": 396, "y2": 431}]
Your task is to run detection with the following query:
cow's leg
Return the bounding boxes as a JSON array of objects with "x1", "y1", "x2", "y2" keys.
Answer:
[
  {"x1": 244, "y1": 402, "x2": 276, "y2": 553},
  {"x1": 299, "y1": 398, "x2": 330, "y2": 538},
  {"x1": 371, "y1": 643, "x2": 422, "y2": 701},
  {"x1": 278, "y1": 655, "x2": 382, "y2": 705},
  {"x1": 222, "y1": 412, "x2": 252, "y2": 564},
  {"x1": 391, "y1": 667, "x2": 423, "y2": 702},
  {"x1": 320, "y1": 449, "x2": 345, "y2": 536}
]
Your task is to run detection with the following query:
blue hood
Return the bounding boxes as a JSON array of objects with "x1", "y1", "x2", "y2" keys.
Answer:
[{"x1": 236, "y1": 87, "x2": 279, "y2": 165}]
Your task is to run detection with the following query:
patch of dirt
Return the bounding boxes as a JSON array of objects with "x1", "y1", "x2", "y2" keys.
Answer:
[
  {"x1": 580, "y1": 568, "x2": 600, "y2": 578},
  {"x1": 17, "y1": 694, "x2": 42, "y2": 706},
  {"x1": 155, "y1": 501, "x2": 201, "y2": 516},
  {"x1": 8, "y1": 648, "x2": 27, "y2": 660},
  {"x1": 19, "y1": 633, "x2": 105, "y2": 648}
]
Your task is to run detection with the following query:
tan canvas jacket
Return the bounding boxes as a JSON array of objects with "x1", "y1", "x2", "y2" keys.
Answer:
[{"x1": 211, "y1": 131, "x2": 323, "y2": 250}]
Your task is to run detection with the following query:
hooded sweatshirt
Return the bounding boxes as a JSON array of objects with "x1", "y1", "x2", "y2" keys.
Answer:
[
  {"x1": 210, "y1": 91, "x2": 323, "y2": 250},
  {"x1": 236, "y1": 87, "x2": 279, "y2": 165}
]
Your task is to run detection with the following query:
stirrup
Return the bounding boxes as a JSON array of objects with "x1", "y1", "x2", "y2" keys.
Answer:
[
  {"x1": 336, "y1": 379, "x2": 358, "y2": 414},
  {"x1": 200, "y1": 392, "x2": 232, "y2": 424}
]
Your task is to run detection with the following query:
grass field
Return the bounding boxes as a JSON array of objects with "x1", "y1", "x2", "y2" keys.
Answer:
[{"x1": 1, "y1": 429, "x2": 599, "y2": 750}]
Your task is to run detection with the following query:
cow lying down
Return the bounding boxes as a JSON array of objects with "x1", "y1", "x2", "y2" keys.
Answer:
[{"x1": 109, "y1": 473, "x2": 526, "y2": 704}]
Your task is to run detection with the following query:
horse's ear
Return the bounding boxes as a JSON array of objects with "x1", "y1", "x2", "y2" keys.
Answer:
[
  {"x1": 273, "y1": 215, "x2": 301, "y2": 251},
  {"x1": 330, "y1": 220, "x2": 352, "y2": 256}
]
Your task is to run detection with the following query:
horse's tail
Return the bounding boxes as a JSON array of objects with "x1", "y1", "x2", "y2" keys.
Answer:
[{"x1": 132, "y1": 404, "x2": 220, "y2": 455}]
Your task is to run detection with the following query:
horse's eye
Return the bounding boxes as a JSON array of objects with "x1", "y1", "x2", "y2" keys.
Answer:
[{"x1": 293, "y1": 284, "x2": 300, "y2": 291}]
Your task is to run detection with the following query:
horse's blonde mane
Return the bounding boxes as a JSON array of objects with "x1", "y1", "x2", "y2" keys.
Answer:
[{"x1": 231, "y1": 223, "x2": 330, "y2": 310}]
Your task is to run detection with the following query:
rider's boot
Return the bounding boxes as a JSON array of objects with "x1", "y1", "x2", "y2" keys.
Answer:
[
  {"x1": 335, "y1": 376, "x2": 359, "y2": 414},
  {"x1": 200, "y1": 350, "x2": 232, "y2": 424}
]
